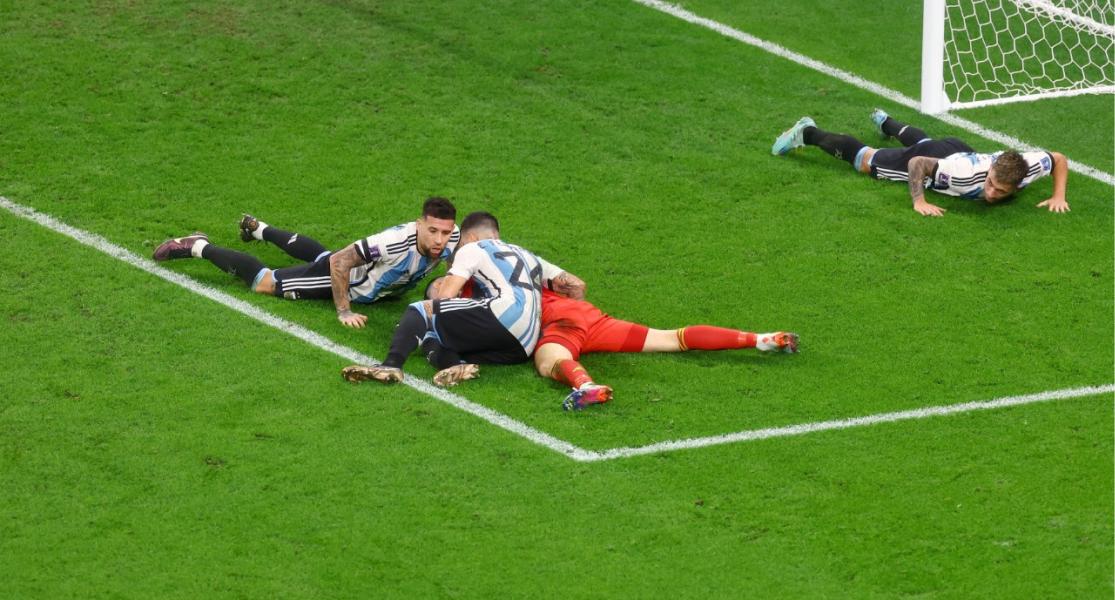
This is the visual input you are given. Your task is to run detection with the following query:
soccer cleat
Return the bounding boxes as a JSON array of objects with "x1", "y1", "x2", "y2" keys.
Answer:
[
  {"x1": 152, "y1": 232, "x2": 208, "y2": 261},
  {"x1": 771, "y1": 116, "x2": 815, "y2": 156},
  {"x1": 871, "y1": 108, "x2": 890, "y2": 138},
  {"x1": 433, "y1": 363, "x2": 479, "y2": 387},
  {"x1": 341, "y1": 364, "x2": 404, "y2": 384},
  {"x1": 757, "y1": 332, "x2": 799, "y2": 353},
  {"x1": 562, "y1": 384, "x2": 613, "y2": 411},
  {"x1": 239, "y1": 214, "x2": 260, "y2": 242}
]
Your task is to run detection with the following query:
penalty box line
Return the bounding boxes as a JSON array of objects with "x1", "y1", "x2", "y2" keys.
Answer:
[
  {"x1": 630, "y1": 0, "x2": 1115, "y2": 187},
  {"x1": 0, "y1": 196, "x2": 596, "y2": 462},
  {"x1": 586, "y1": 384, "x2": 1115, "y2": 461},
  {"x1": 3, "y1": 197, "x2": 1111, "y2": 463}
]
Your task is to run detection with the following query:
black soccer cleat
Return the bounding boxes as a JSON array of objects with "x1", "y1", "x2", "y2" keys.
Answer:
[
  {"x1": 238, "y1": 214, "x2": 260, "y2": 242},
  {"x1": 153, "y1": 232, "x2": 208, "y2": 261}
]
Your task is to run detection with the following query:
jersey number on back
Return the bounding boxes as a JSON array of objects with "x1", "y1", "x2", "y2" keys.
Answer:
[{"x1": 494, "y1": 251, "x2": 542, "y2": 291}]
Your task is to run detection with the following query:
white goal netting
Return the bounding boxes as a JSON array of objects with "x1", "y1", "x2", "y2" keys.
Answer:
[{"x1": 942, "y1": 0, "x2": 1115, "y2": 109}]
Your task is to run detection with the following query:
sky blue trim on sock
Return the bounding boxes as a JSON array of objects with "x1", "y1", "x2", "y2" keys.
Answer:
[
  {"x1": 314, "y1": 250, "x2": 330, "y2": 262},
  {"x1": 916, "y1": 137, "x2": 933, "y2": 144},
  {"x1": 250, "y1": 268, "x2": 270, "y2": 292},
  {"x1": 854, "y1": 146, "x2": 870, "y2": 171}
]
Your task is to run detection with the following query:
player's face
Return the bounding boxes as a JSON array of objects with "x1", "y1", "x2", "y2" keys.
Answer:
[
  {"x1": 416, "y1": 216, "x2": 455, "y2": 258},
  {"x1": 983, "y1": 170, "x2": 1017, "y2": 204}
]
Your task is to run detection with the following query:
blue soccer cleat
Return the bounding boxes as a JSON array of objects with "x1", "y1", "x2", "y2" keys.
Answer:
[
  {"x1": 771, "y1": 116, "x2": 816, "y2": 156},
  {"x1": 562, "y1": 384, "x2": 613, "y2": 411},
  {"x1": 871, "y1": 108, "x2": 890, "y2": 138}
]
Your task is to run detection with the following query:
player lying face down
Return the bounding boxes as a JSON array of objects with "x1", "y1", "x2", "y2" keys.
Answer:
[
  {"x1": 153, "y1": 197, "x2": 459, "y2": 329},
  {"x1": 340, "y1": 211, "x2": 576, "y2": 388},
  {"x1": 771, "y1": 109, "x2": 1069, "y2": 217}
]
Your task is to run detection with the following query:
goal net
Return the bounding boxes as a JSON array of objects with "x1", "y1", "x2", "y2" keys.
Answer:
[{"x1": 921, "y1": 0, "x2": 1115, "y2": 112}]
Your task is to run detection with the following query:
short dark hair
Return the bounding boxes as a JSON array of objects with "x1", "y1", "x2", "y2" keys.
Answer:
[
  {"x1": 422, "y1": 197, "x2": 456, "y2": 221},
  {"x1": 460, "y1": 211, "x2": 499, "y2": 235},
  {"x1": 992, "y1": 151, "x2": 1027, "y2": 187}
]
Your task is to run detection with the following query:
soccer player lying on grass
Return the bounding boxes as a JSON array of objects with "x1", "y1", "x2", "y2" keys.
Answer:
[
  {"x1": 341, "y1": 211, "x2": 581, "y2": 387},
  {"x1": 532, "y1": 290, "x2": 799, "y2": 410},
  {"x1": 375, "y1": 276, "x2": 799, "y2": 410},
  {"x1": 153, "y1": 197, "x2": 459, "y2": 329},
  {"x1": 771, "y1": 109, "x2": 1069, "y2": 217}
]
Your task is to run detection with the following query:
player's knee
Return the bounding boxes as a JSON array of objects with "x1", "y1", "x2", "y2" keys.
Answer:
[{"x1": 252, "y1": 269, "x2": 275, "y2": 294}]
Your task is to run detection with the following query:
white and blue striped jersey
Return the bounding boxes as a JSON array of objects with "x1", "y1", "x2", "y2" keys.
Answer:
[
  {"x1": 931, "y1": 151, "x2": 1054, "y2": 199},
  {"x1": 447, "y1": 239, "x2": 564, "y2": 354},
  {"x1": 347, "y1": 222, "x2": 460, "y2": 303}
]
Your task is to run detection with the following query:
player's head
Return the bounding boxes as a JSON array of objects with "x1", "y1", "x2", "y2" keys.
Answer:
[
  {"x1": 985, "y1": 151, "x2": 1026, "y2": 203},
  {"x1": 459, "y1": 211, "x2": 500, "y2": 245},
  {"x1": 416, "y1": 197, "x2": 457, "y2": 258}
]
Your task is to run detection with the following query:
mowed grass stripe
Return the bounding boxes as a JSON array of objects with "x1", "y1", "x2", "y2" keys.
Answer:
[
  {"x1": 7, "y1": 191, "x2": 1110, "y2": 464},
  {"x1": 0, "y1": 195, "x2": 593, "y2": 461}
]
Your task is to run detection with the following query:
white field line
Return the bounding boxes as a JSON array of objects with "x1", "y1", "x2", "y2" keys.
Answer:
[
  {"x1": 588, "y1": 384, "x2": 1115, "y2": 461},
  {"x1": 0, "y1": 196, "x2": 597, "y2": 462},
  {"x1": 630, "y1": 0, "x2": 1115, "y2": 187}
]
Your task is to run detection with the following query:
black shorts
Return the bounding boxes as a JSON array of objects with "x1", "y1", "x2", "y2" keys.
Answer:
[
  {"x1": 272, "y1": 255, "x2": 334, "y2": 300},
  {"x1": 870, "y1": 137, "x2": 975, "y2": 182},
  {"x1": 431, "y1": 298, "x2": 530, "y2": 365}
]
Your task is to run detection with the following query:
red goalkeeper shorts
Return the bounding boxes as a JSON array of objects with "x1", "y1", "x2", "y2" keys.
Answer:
[{"x1": 538, "y1": 292, "x2": 648, "y2": 360}]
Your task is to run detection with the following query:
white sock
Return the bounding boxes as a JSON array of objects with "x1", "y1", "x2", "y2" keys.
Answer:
[
  {"x1": 253, "y1": 221, "x2": 269, "y2": 241},
  {"x1": 190, "y1": 239, "x2": 209, "y2": 258}
]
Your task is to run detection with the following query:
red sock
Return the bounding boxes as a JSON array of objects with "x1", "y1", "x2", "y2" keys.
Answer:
[
  {"x1": 552, "y1": 359, "x2": 594, "y2": 389},
  {"x1": 679, "y1": 326, "x2": 755, "y2": 350}
]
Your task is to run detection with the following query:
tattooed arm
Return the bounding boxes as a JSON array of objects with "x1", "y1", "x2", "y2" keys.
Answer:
[
  {"x1": 329, "y1": 244, "x2": 369, "y2": 328},
  {"x1": 907, "y1": 156, "x2": 946, "y2": 217},
  {"x1": 548, "y1": 271, "x2": 586, "y2": 300}
]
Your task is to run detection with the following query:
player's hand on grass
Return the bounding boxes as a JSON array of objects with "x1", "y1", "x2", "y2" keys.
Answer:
[
  {"x1": 1037, "y1": 196, "x2": 1070, "y2": 213},
  {"x1": 913, "y1": 198, "x2": 946, "y2": 217},
  {"x1": 338, "y1": 309, "x2": 367, "y2": 328}
]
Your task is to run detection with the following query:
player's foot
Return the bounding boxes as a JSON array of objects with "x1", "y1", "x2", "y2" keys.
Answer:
[
  {"x1": 152, "y1": 232, "x2": 208, "y2": 261},
  {"x1": 433, "y1": 363, "x2": 479, "y2": 387},
  {"x1": 239, "y1": 214, "x2": 261, "y2": 242},
  {"x1": 771, "y1": 116, "x2": 815, "y2": 156},
  {"x1": 757, "y1": 332, "x2": 799, "y2": 353},
  {"x1": 562, "y1": 384, "x2": 613, "y2": 411},
  {"x1": 871, "y1": 108, "x2": 890, "y2": 138},
  {"x1": 341, "y1": 364, "x2": 404, "y2": 384}
]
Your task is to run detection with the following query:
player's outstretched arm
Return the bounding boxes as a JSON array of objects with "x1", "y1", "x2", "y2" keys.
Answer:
[
  {"x1": 907, "y1": 156, "x2": 946, "y2": 217},
  {"x1": 1036, "y1": 151, "x2": 1069, "y2": 213},
  {"x1": 329, "y1": 244, "x2": 369, "y2": 328}
]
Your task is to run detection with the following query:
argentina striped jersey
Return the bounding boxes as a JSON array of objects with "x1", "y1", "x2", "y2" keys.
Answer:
[
  {"x1": 348, "y1": 221, "x2": 460, "y2": 303},
  {"x1": 931, "y1": 151, "x2": 1054, "y2": 199},
  {"x1": 446, "y1": 239, "x2": 564, "y2": 354}
]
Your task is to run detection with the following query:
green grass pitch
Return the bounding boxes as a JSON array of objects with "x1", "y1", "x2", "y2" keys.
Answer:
[{"x1": 1, "y1": 1, "x2": 1111, "y2": 597}]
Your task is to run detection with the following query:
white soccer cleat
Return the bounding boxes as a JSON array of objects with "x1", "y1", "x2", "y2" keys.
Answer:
[
  {"x1": 771, "y1": 116, "x2": 815, "y2": 156},
  {"x1": 433, "y1": 363, "x2": 479, "y2": 387},
  {"x1": 757, "y1": 332, "x2": 799, "y2": 353}
]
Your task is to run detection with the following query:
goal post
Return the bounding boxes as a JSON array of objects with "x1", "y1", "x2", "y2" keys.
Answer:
[{"x1": 920, "y1": 0, "x2": 1115, "y2": 113}]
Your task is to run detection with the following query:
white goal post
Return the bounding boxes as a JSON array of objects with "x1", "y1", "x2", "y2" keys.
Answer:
[{"x1": 921, "y1": 0, "x2": 1115, "y2": 113}]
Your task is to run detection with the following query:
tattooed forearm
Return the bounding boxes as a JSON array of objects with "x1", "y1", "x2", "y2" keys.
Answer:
[
  {"x1": 329, "y1": 245, "x2": 365, "y2": 313},
  {"x1": 907, "y1": 157, "x2": 938, "y2": 205}
]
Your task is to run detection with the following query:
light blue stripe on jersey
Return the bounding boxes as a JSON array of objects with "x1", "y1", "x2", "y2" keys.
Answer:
[{"x1": 355, "y1": 252, "x2": 418, "y2": 303}]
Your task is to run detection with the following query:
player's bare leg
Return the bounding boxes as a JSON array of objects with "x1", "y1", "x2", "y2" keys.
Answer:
[{"x1": 534, "y1": 343, "x2": 612, "y2": 411}]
